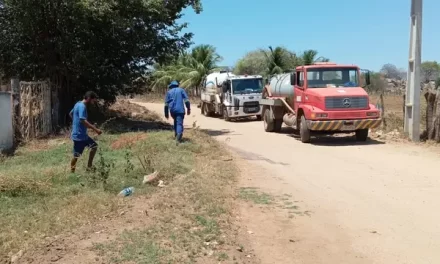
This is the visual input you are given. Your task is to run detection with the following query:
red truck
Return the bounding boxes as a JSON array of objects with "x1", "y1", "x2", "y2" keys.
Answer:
[{"x1": 259, "y1": 62, "x2": 381, "y2": 143}]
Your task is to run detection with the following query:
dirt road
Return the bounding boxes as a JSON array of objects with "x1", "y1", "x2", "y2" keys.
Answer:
[{"x1": 135, "y1": 102, "x2": 440, "y2": 264}]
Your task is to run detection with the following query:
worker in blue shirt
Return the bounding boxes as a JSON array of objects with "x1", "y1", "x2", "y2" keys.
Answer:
[
  {"x1": 69, "y1": 91, "x2": 102, "y2": 173},
  {"x1": 164, "y1": 80, "x2": 191, "y2": 143}
]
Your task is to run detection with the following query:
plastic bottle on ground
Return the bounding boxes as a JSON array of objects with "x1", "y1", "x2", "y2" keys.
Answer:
[{"x1": 118, "y1": 187, "x2": 134, "y2": 197}]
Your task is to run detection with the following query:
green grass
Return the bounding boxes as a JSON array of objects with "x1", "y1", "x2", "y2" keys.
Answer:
[
  {"x1": 1, "y1": 100, "x2": 238, "y2": 263},
  {"x1": 195, "y1": 215, "x2": 221, "y2": 242},
  {"x1": 93, "y1": 128, "x2": 238, "y2": 263},
  {"x1": 217, "y1": 252, "x2": 229, "y2": 261},
  {"x1": 239, "y1": 187, "x2": 273, "y2": 205},
  {"x1": 0, "y1": 130, "x2": 198, "y2": 256},
  {"x1": 94, "y1": 229, "x2": 168, "y2": 264}
]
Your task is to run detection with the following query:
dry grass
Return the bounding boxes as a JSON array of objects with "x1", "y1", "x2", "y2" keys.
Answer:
[
  {"x1": 0, "y1": 102, "x2": 170, "y2": 256},
  {"x1": 0, "y1": 173, "x2": 52, "y2": 195},
  {"x1": 110, "y1": 133, "x2": 148, "y2": 150},
  {"x1": 0, "y1": 130, "x2": 138, "y2": 256},
  {"x1": 94, "y1": 129, "x2": 239, "y2": 263},
  {"x1": 0, "y1": 100, "x2": 239, "y2": 264},
  {"x1": 369, "y1": 93, "x2": 427, "y2": 133}
]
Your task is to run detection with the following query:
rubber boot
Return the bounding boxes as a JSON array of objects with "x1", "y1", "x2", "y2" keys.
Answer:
[{"x1": 176, "y1": 133, "x2": 183, "y2": 145}]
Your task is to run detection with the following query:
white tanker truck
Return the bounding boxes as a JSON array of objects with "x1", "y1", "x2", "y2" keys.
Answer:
[{"x1": 200, "y1": 71, "x2": 263, "y2": 121}]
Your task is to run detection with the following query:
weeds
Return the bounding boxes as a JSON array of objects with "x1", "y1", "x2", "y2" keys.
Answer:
[
  {"x1": 217, "y1": 252, "x2": 229, "y2": 261},
  {"x1": 0, "y1": 154, "x2": 6, "y2": 163},
  {"x1": 94, "y1": 129, "x2": 238, "y2": 263},
  {"x1": 239, "y1": 187, "x2": 272, "y2": 204},
  {"x1": 94, "y1": 229, "x2": 167, "y2": 264},
  {"x1": 1, "y1": 100, "x2": 239, "y2": 263},
  {"x1": 88, "y1": 151, "x2": 115, "y2": 189},
  {"x1": 0, "y1": 107, "x2": 187, "y2": 257},
  {"x1": 0, "y1": 173, "x2": 52, "y2": 196},
  {"x1": 195, "y1": 215, "x2": 220, "y2": 237},
  {"x1": 369, "y1": 93, "x2": 427, "y2": 133},
  {"x1": 123, "y1": 151, "x2": 135, "y2": 174},
  {"x1": 137, "y1": 153, "x2": 154, "y2": 174}
]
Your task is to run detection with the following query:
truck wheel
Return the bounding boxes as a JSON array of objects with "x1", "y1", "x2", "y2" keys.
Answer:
[
  {"x1": 223, "y1": 106, "x2": 230, "y2": 121},
  {"x1": 256, "y1": 115, "x2": 262, "y2": 121},
  {"x1": 263, "y1": 108, "x2": 275, "y2": 132},
  {"x1": 203, "y1": 103, "x2": 212, "y2": 117},
  {"x1": 299, "y1": 115, "x2": 311, "y2": 143},
  {"x1": 355, "y1": 129, "x2": 369, "y2": 141},
  {"x1": 201, "y1": 102, "x2": 206, "y2": 115},
  {"x1": 274, "y1": 119, "x2": 283, "y2": 132}
]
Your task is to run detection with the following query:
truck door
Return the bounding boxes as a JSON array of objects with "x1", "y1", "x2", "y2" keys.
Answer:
[{"x1": 294, "y1": 70, "x2": 305, "y2": 112}]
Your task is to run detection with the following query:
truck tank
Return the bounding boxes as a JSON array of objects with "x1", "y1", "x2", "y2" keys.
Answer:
[
  {"x1": 269, "y1": 73, "x2": 295, "y2": 98},
  {"x1": 205, "y1": 71, "x2": 236, "y2": 94}
]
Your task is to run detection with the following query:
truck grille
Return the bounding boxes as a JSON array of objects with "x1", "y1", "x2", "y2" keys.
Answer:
[
  {"x1": 243, "y1": 101, "x2": 260, "y2": 114},
  {"x1": 234, "y1": 97, "x2": 240, "y2": 110},
  {"x1": 325, "y1": 96, "x2": 368, "y2": 109},
  {"x1": 332, "y1": 111, "x2": 364, "y2": 119}
]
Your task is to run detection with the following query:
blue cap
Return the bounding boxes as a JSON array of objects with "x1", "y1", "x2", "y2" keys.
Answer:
[{"x1": 168, "y1": 80, "x2": 179, "y2": 89}]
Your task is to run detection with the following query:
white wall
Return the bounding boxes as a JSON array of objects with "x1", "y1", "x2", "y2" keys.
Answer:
[{"x1": 0, "y1": 92, "x2": 13, "y2": 150}]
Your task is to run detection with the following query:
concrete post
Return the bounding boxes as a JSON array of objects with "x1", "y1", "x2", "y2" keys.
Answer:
[
  {"x1": 404, "y1": 0, "x2": 423, "y2": 141},
  {"x1": 11, "y1": 78, "x2": 20, "y2": 143}
]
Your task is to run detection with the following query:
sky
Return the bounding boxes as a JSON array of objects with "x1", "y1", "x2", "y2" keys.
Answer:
[{"x1": 179, "y1": 0, "x2": 439, "y2": 71}]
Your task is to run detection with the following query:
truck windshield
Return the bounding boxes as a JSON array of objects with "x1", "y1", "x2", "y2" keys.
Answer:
[
  {"x1": 231, "y1": 78, "x2": 263, "y2": 94},
  {"x1": 306, "y1": 68, "x2": 359, "y2": 88}
]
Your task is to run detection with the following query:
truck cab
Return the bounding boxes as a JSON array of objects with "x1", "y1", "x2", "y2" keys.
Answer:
[
  {"x1": 221, "y1": 75, "x2": 263, "y2": 120},
  {"x1": 201, "y1": 72, "x2": 263, "y2": 121},
  {"x1": 260, "y1": 63, "x2": 381, "y2": 143}
]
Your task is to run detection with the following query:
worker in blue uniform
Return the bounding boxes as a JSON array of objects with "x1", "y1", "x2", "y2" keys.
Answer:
[{"x1": 164, "y1": 80, "x2": 191, "y2": 143}]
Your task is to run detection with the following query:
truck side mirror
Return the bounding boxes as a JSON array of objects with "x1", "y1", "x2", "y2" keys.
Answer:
[
  {"x1": 216, "y1": 77, "x2": 222, "y2": 88},
  {"x1": 222, "y1": 85, "x2": 228, "y2": 93},
  {"x1": 290, "y1": 73, "x2": 296, "y2": 85},
  {"x1": 222, "y1": 80, "x2": 230, "y2": 93},
  {"x1": 365, "y1": 72, "x2": 371, "y2": 86},
  {"x1": 361, "y1": 69, "x2": 371, "y2": 87}
]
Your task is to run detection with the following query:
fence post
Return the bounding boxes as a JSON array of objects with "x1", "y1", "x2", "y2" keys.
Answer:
[
  {"x1": 50, "y1": 81, "x2": 59, "y2": 130},
  {"x1": 11, "y1": 78, "x2": 20, "y2": 144},
  {"x1": 379, "y1": 93, "x2": 387, "y2": 129}
]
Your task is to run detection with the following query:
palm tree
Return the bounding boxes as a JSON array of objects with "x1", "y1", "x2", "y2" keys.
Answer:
[
  {"x1": 300, "y1": 50, "x2": 329, "y2": 65},
  {"x1": 262, "y1": 46, "x2": 300, "y2": 76},
  {"x1": 152, "y1": 45, "x2": 222, "y2": 95}
]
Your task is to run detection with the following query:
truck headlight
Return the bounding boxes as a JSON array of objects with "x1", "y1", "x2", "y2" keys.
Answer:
[
  {"x1": 311, "y1": 113, "x2": 328, "y2": 118},
  {"x1": 367, "y1": 112, "x2": 379, "y2": 117}
]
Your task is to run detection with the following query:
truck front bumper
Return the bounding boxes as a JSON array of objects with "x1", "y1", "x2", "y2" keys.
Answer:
[
  {"x1": 226, "y1": 107, "x2": 262, "y2": 118},
  {"x1": 307, "y1": 118, "x2": 382, "y2": 131}
]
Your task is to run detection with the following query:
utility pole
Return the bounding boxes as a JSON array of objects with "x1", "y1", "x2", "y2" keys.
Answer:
[{"x1": 404, "y1": 0, "x2": 422, "y2": 141}]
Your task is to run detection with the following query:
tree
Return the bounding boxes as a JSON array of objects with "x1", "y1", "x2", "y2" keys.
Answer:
[
  {"x1": 234, "y1": 46, "x2": 301, "y2": 77},
  {"x1": 380, "y1": 63, "x2": 406, "y2": 80},
  {"x1": 366, "y1": 72, "x2": 386, "y2": 93},
  {"x1": 262, "y1": 46, "x2": 298, "y2": 75},
  {"x1": 299, "y1": 50, "x2": 329, "y2": 65},
  {"x1": 234, "y1": 50, "x2": 267, "y2": 75},
  {"x1": 423, "y1": 74, "x2": 440, "y2": 142},
  {"x1": 421, "y1": 61, "x2": 440, "y2": 82},
  {"x1": 397, "y1": 68, "x2": 407, "y2": 80},
  {"x1": 0, "y1": 0, "x2": 201, "y2": 125},
  {"x1": 151, "y1": 44, "x2": 222, "y2": 95}
]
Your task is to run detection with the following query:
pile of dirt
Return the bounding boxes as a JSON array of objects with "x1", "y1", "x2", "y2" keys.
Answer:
[
  {"x1": 108, "y1": 100, "x2": 162, "y2": 121},
  {"x1": 99, "y1": 100, "x2": 171, "y2": 133}
]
